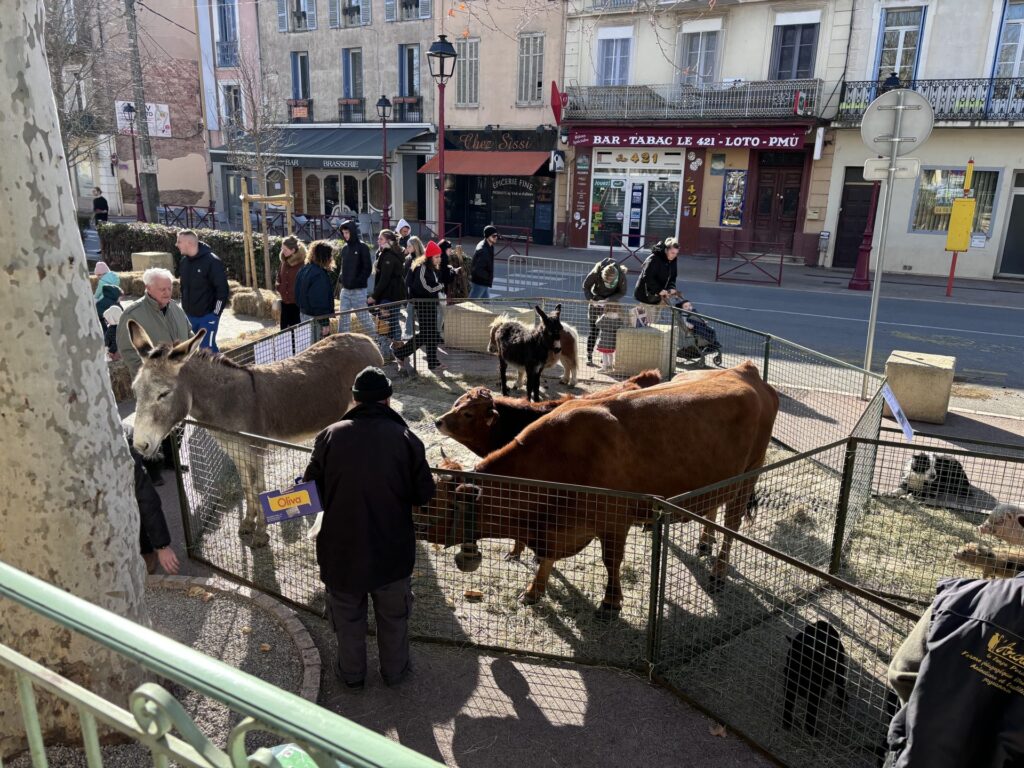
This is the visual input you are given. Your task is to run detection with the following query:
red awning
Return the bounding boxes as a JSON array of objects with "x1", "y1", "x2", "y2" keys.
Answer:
[{"x1": 418, "y1": 151, "x2": 550, "y2": 176}]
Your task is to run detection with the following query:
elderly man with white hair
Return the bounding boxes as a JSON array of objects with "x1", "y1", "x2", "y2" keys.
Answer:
[{"x1": 115, "y1": 267, "x2": 192, "y2": 378}]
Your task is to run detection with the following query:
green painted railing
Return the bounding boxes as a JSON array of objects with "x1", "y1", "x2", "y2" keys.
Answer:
[{"x1": 0, "y1": 560, "x2": 443, "y2": 768}]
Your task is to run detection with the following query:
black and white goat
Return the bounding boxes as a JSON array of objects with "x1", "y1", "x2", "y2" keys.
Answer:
[
  {"x1": 899, "y1": 451, "x2": 973, "y2": 499},
  {"x1": 488, "y1": 304, "x2": 564, "y2": 402}
]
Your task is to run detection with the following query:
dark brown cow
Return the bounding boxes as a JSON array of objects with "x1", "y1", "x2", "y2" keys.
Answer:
[
  {"x1": 435, "y1": 370, "x2": 664, "y2": 458},
  {"x1": 420, "y1": 362, "x2": 779, "y2": 618}
]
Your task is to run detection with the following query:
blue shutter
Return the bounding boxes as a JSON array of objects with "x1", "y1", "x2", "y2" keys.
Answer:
[
  {"x1": 329, "y1": 0, "x2": 339, "y2": 28},
  {"x1": 385, "y1": 0, "x2": 396, "y2": 22},
  {"x1": 305, "y1": 0, "x2": 317, "y2": 29},
  {"x1": 360, "y1": 0, "x2": 371, "y2": 26},
  {"x1": 412, "y1": 45, "x2": 420, "y2": 96},
  {"x1": 291, "y1": 52, "x2": 300, "y2": 99},
  {"x1": 418, "y1": 0, "x2": 431, "y2": 19},
  {"x1": 277, "y1": 0, "x2": 288, "y2": 31},
  {"x1": 342, "y1": 49, "x2": 351, "y2": 98}
]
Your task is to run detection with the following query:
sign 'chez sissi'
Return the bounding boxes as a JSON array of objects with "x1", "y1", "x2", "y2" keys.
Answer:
[{"x1": 569, "y1": 126, "x2": 808, "y2": 149}]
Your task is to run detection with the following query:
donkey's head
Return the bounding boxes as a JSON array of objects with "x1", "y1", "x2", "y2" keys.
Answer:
[
  {"x1": 535, "y1": 304, "x2": 563, "y2": 352},
  {"x1": 127, "y1": 320, "x2": 206, "y2": 457}
]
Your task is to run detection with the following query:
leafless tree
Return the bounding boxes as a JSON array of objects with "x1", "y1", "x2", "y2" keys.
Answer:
[{"x1": 222, "y1": 49, "x2": 287, "y2": 289}]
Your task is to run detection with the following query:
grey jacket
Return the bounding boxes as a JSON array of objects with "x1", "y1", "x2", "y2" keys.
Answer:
[{"x1": 116, "y1": 293, "x2": 192, "y2": 377}]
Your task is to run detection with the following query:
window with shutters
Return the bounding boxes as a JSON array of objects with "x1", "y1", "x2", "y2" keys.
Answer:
[
  {"x1": 220, "y1": 83, "x2": 243, "y2": 130},
  {"x1": 284, "y1": 0, "x2": 317, "y2": 31},
  {"x1": 399, "y1": 44, "x2": 420, "y2": 97},
  {"x1": 517, "y1": 33, "x2": 544, "y2": 105},
  {"x1": 390, "y1": 0, "x2": 430, "y2": 22},
  {"x1": 455, "y1": 38, "x2": 479, "y2": 107},
  {"x1": 291, "y1": 51, "x2": 311, "y2": 99},
  {"x1": 332, "y1": 0, "x2": 367, "y2": 28},
  {"x1": 342, "y1": 49, "x2": 363, "y2": 98}
]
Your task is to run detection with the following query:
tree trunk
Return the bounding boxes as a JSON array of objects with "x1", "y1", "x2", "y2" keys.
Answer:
[
  {"x1": 259, "y1": 169, "x2": 273, "y2": 290},
  {"x1": 0, "y1": 2, "x2": 149, "y2": 758}
]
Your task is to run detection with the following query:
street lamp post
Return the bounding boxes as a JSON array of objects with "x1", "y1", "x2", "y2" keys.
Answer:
[
  {"x1": 427, "y1": 34, "x2": 457, "y2": 241},
  {"x1": 376, "y1": 94, "x2": 392, "y2": 230},
  {"x1": 122, "y1": 103, "x2": 146, "y2": 223}
]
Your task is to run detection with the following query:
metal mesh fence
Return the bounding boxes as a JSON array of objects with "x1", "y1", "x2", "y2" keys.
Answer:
[
  {"x1": 655, "y1": 497, "x2": 917, "y2": 768},
  {"x1": 837, "y1": 432, "x2": 1024, "y2": 604}
]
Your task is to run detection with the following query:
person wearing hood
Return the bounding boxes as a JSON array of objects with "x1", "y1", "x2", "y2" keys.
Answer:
[
  {"x1": 470, "y1": 225, "x2": 498, "y2": 300},
  {"x1": 634, "y1": 237, "x2": 681, "y2": 308},
  {"x1": 369, "y1": 229, "x2": 407, "y2": 358},
  {"x1": 582, "y1": 258, "x2": 628, "y2": 365},
  {"x1": 396, "y1": 219, "x2": 412, "y2": 249},
  {"x1": 391, "y1": 240, "x2": 456, "y2": 372},
  {"x1": 276, "y1": 236, "x2": 306, "y2": 330},
  {"x1": 302, "y1": 366, "x2": 435, "y2": 690},
  {"x1": 336, "y1": 221, "x2": 372, "y2": 333},
  {"x1": 176, "y1": 229, "x2": 229, "y2": 352},
  {"x1": 93, "y1": 261, "x2": 120, "y2": 300}
]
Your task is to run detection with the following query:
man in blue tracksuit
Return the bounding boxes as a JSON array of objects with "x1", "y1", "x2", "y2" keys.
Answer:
[
  {"x1": 176, "y1": 229, "x2": 229, "y2": 352},
  {"x1": 883, "y1": 572, "x2": 1024, "y2": 767}
]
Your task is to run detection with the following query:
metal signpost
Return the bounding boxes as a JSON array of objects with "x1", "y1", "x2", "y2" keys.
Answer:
[{"x1": 858, "y1": 89, "x2": 934, "y2": 394}]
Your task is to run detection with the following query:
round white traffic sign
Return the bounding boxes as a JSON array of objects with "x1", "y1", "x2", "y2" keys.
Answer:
[{"x1": 860, "y1": 89, "x2": 934, "y2": 157}]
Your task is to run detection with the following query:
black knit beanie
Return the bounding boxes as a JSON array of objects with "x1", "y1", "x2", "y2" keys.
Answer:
[{"x1": 352, "y1": 366, "x2": 393, "y2": 403}]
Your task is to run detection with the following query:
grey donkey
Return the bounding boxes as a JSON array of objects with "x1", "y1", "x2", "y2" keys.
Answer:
[{"x1": 127, "y1": 321, "x2": 383, "y2": 547}]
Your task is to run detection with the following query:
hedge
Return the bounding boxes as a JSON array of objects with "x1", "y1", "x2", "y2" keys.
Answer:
[{"x1": 96, "y1": 222, "x2": 289, "y2": 287}]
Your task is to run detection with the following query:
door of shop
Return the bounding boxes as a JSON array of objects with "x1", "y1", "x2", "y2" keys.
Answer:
[
  {"x1": 834, "y1": 167, "x2": 876, "y2": 268},
  {"x1": 753, "y1": 153, "x2": 804, "y2": 251},
  {"x1": 999, "y1": 171, "x2": 1024, "y2": 277},
  {"x1": 589, "y1": 175, "x2": 680, "y2": 247}
]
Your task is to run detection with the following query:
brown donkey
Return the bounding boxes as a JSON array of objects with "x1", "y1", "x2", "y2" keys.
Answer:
[{"x1": 127, "y1": 321, "x2": 383, "y2": 546}]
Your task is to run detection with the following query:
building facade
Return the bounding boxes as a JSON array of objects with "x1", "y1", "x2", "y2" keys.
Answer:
[
  {"x1": 417, "y1": 5, "x2": 567, "y2": 245},
  {"x1": 561, "y1": 0, "x2": 853, "y2": 262},
  {"x1": 222, "y1": 0, "x2": 439, "y2": 229},
  {"x1": 825, "y1": 0, "x2": 1024, "y2": 279}
]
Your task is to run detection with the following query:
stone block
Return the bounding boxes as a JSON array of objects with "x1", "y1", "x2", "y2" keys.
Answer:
[
  {"x1": 444, "y1": 302, "x2": 534, "y2": 354},
  {"x1": 131, "y1": 251, "x2": 175, "y2": 272},
  {"x1": 615, "y1": 323, "x2": 673, "y2": 377},
  {"x1": 884, "y1": 350, "x2": 956, "y2": 424}
]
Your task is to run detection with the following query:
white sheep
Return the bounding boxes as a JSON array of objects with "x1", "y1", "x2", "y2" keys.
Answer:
[{"x1": 978, "y1": 503, "x2": 1024, "y2": 547}]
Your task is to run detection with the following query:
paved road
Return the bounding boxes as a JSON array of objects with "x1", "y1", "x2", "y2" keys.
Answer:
[{"x1": 488, "y1": 259, "x2": 1024, "y2": 388}]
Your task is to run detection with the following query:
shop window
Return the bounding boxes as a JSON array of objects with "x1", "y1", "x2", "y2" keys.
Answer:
[
  {"x1": 876, "y1": 7, "x2": 924, "y2": 83},
  {"x1": 770, "y1": 22, "x2": 818, "y2": 80},
  {"x1": 517, "y1": 33, "x2": 544, "y2": 105},
  {"x1": 304, "y1": 175, "x2": 321, "y2": 216},
  {"x1": 455, "y1": 38, "x2": 479, "y2": 107},
  {"x1": 911, "y1": 168, "x2": 999, "y2": 236}
]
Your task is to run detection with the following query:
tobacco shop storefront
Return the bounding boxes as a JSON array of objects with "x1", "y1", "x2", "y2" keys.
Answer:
[
  {"x1": 567, "y1": 125, "x2": 813, "y2": 254},
  {"x1": 419, "y1": 129, "x2": 559, "y2": 245}
]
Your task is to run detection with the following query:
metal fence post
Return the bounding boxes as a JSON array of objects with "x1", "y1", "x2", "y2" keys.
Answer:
[
  {"x1": 646, "y1": 501, "x2": 665, "y2": 667},
  {"x1": 829, "y1": 438, "x2": 859, "y2": 574},
  {"x1": 668, "y1": 310, "x2": 677, "y2": 378},
  {"x1": 761, "y1": 336, "x2": 771, "y2": 382},
  {"x1": 170, "y1": 428, "x2": 195, "y2": 555}
]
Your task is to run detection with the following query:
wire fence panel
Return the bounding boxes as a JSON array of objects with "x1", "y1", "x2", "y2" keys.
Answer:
[
  {"x1": 838, "y1": 434, "x2": 1024, "y2": 604},
  {"x1": 655, "y1": 498, "x2": 917, "y2": 768}
]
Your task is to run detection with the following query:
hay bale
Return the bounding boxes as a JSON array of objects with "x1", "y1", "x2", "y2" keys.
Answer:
[
  {"x1": 108, "y1": 359, "x2": 133, "y2": 403},
  {"x1": 230, "y1": 288, "x2": 278, "y2": 319},
  {"x1": 615, "y1": 323, "x2": 672, "y2": 377},
  {"x1": 219, "y1": 326, "x2": 279, "y2": 353}
]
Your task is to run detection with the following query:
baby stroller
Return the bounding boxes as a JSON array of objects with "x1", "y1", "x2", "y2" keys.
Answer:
[{"x1": 674, "y1": 302, "x2": 723, "y2": 368}]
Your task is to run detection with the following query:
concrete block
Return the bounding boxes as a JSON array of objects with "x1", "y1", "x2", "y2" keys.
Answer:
[
  {"x1": 444, "y1": 302, "x2": 533, "y2": 354},
  {"x1": 614, "y1": 323, "x2": 673, "y2": 377},
  {"x1": 131, "y1": 251, "x2": 175, "y2": 272},
  {"x1": 884, "y1": 350, "x2": 956, "y2": 424}
]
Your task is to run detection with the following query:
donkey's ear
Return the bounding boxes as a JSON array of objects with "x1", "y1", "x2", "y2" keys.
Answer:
[
  {"x1": 168, "y1": 330, "x2": 206, "y2": 361},
  {"x1": 127, "y1": 319, "x2": 154, "y2": 356},
  {"x1": 535, "y1": 305, "x2": 548, "y2": 321},
  {"x1": 553, "y1": 303, "x2": 562, "y2": 318}
]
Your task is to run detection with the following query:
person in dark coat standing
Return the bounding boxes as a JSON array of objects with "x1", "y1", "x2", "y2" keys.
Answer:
[
  {"x1": 124, "y1": 425, "x2": 180, "y2": 575},
  {"x1": 275, "y1": 236, "x2": 306, "y2": 331},
  {"x1": 369, "y1": 229, "x2": 407, "y2": 356},
  {"x1": 335, "y1": 221, "x2": 372, "y2": 333},
  {"x1": 92, "y1": 187, "x2": 109, "y2": 224},
  {"x1": 302, "y1": 367, "x2": 436, "y2": 690},
  {"x1": 294, "y1": 241, "x2": 336, "y2": 338},
  {"x1": 469, "y1": 225, "x2": 498, "y2": 300},
  {"x1": 176, "y1": 229, "x2": 230, "y2": 352},
  {"x1": 392, "y1": 240, "x2": 456, "y2": 372},
  {"x1": 634, "y1": 237, "x2": 680, "y2": 322},
  {"x1": 582, "y1": 257, "x2": 628, "y2": 365}
]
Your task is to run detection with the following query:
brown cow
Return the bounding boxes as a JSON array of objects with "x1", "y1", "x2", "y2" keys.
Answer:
[
  {"x1": 436, "y1": 369, "x2": 664, "y2": 459},
  {"x1": 420, "y1": 362, "x2": 779, "y2": 618}
]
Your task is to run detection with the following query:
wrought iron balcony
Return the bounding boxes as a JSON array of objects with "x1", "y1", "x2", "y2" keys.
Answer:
[
  {"x1": 563, "y1": 79, "x2": 823, "y2": 122},
  {"x1": 215, "y1": 40, "x2": 239, "y2": 68},
  {"x1": 592, "y1": 0, "x2": 636, "y2": 8},
  {"x1": 393, "y1": 95, "x2": 422, "y2": 122},
  {"x1": 836, "y1": 78, "x2": 1024, "y2": 124},
  {"x1": 338, "y1": 96, "x2": 366, "y2": 123}
]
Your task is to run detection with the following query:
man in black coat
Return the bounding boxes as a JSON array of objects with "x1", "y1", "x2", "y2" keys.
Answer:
[
  {"x1": 469, "y1": 224, "x2": 498, "y2": 300},
  {"x1": 303, "y1": 367, "x2": 436, "y2": 690},
  {"x1": 176, "y1": 229, "x2": 229, "y2": 352},
  {"x1": 335, "y1": 220, "x2": 373, "y2": 333}
]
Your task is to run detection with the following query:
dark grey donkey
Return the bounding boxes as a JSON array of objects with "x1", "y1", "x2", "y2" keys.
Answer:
[{"x1": 487, "y1": 304, "x2": 564, "y2": 402}]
